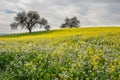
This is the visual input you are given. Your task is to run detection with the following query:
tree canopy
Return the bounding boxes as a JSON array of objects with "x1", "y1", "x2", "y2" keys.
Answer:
[
  {"x1": 10, "y1": 11, "x2": 50, "y2": 33},
  {"x1": 60, "y1": 16, "x2": 80, "y2": 28}
]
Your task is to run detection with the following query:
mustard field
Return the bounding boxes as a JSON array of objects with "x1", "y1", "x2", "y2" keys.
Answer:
[{"x1": 0, "y1": 27, "x2": 120, "y2": 80}]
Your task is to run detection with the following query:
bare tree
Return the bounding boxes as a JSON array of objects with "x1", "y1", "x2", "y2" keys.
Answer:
[
  {"x1": 10, "y1": 11, "x2": 50, "y2": 33},
  {"x1": 60, "y1": 16, "x2": 80, "y2": 28},
  {"x1": 40, "y1": 18, "x2": 48, "y2": 28}
]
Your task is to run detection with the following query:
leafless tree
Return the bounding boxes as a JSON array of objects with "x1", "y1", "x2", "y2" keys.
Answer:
[
  {"x1": 60, "y1": 16, "x2": 80, "y2": 28},
  {"x1": 10, "y1": 11, "x2": 50, "y2": 33}
]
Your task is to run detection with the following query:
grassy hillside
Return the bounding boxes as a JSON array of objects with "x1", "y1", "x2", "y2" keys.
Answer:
[{"x1": 0, "y1": 27, "x2": 120, "y2": 80}]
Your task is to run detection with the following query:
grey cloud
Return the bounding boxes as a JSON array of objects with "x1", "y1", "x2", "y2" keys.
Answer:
[{"x1": 0, "y1": 0, "x2": 120, "y2": 33}]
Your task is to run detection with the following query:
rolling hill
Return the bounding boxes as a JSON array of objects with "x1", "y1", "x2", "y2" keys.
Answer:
[{"x1": 0, "y1": 27, "x2": 120, "y2": 80}]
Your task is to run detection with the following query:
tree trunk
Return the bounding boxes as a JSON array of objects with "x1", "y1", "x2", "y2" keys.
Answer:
[
  {"x1": 27, "y1": 23, "x2": 32, "y2": 33},
  {"x1": 28, "y1": 28, "x2": 32, "y2": 33},
  {"x1": 29, "y1": 29, "x2": 31, "y2": 33}
]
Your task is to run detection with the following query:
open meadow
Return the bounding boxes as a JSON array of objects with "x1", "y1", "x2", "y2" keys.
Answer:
[{"x1": 0, "y1": 27, "x2": 120, "y2": 80}]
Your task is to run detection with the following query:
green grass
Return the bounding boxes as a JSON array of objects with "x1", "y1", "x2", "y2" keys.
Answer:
[
  {"x1": 1, "y1": 27, "x2": 119, "y2": 38},
  {"x1": 0, "y1": 27, "x2": 120, "y2": 80}
]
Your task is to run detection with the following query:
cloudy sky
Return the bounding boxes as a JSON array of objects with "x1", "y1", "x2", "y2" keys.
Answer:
[{"x1": 0, "y1": 0, "x2": 120, "y2": 33}]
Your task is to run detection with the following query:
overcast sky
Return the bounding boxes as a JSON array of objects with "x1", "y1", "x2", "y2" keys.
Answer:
[{"x1": 0, "y1": 0, "x2": 120, "y2": 33}]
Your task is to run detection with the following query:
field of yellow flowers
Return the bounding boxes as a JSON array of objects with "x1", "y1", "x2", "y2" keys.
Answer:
[{"x1": 0, "y1": 27, "x2": 120, "y2": 80}]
